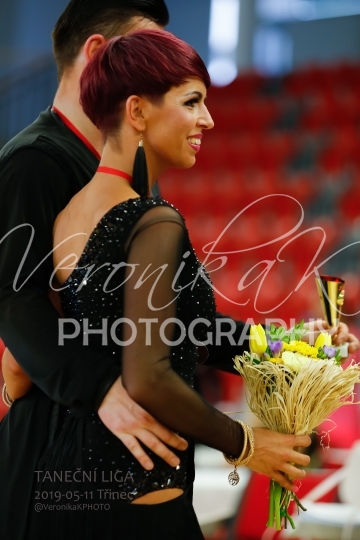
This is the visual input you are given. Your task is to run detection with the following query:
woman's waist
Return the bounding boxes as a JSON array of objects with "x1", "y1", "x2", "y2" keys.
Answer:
[{"x1": 38, "y1": 407, "x2": 193, "y2": 500}]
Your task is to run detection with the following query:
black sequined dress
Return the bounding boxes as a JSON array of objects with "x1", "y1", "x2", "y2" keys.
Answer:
[{"x1": 27, "y1": 196, "x2": 238, "y2": 539}]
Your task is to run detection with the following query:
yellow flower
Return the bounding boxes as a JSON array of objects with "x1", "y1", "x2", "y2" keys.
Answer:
[
  {"x1": 281, "y1": 351, "x2": 312, "y2": 372},
  {"x1": 269, "y1": 357, "x2": 283, "y2": 365},
  {"x1": 282, "y1": 340, "x2": 318, "y2": 358},
  {"x1": 250, "y1": 324, "x2": 267, "y2": 355},
  {"x1": 315, "y1": 332, "x2": 332, "y2": 349}
]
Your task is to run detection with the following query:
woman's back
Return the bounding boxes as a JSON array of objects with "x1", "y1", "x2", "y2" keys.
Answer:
[
  {"x1": 26, "y1": 194, "x2": 215, "y2": 538},
  {"x1": 53, "y1": 194, "x2": 214, "y2": 490}
]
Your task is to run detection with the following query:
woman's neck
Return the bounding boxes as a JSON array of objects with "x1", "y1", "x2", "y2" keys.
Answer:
[
  {"x1": 100, "y1": 140, "x2": 160, "y2": 189},
  {"x1": 99, "y1": 144, "x2": 133, "y2": 178}
]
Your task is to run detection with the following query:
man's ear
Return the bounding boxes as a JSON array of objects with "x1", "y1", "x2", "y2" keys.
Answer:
[
  {"x1": 125, "y1": 95, "x2": 148, "y2": 133},
  {"x1": 83, "y1": 34, "x2": 107, "y2": 62}
]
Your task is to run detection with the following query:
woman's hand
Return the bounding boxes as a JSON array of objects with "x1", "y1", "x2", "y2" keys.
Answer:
[{"x1": 247, "y1": 428, "x2": 311, "y2": 491}]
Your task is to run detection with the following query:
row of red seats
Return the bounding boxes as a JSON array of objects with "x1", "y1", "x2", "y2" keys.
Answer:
[
  {"x1": 213, "y1": 270, "x2": 360, "y2": 323},
  {"x1": 301, "y1": 96, "x2": 360, "y2": 131},
  {"x1": 207, "y1": 63, "x2": 360, "y2": 102},
  {"x1": 339, "y1": 186, "x2": 360, "y2": 220},
  {"x1": 205, "y1": 67, "x2": 360, "y2": 536},
  {"x1": 205, "y1": 96, "x2": 360, "y2": 134},
  {"x1": 196, "y1": 131, "x2": 297, "y2": 169},
  {"x1": 318, "y1": 127, "x2": 360, "y2": 172},
  {"x1": 191, "y1": 129, "x2": 359, "y2": 172},
  {"x1": 206, "y1": 98, "x2": 281, "y2": 132},
  {"x1": 162, "y1": 62, "x2": 360, "y2": 328},
  {"x1": 284, "y1": 62, "x2": 360, "y2": 96},
  {"x1": 184, "y1": 212, "x2": 339, "y2": 255},
  {"x1": 161, "y1": 167, "x2": 322, "y2": 215}
]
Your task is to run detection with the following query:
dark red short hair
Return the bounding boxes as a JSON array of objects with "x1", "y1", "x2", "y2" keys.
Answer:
[{"x1": 80, "y1": 29, "x2": 211, "y2": 133}]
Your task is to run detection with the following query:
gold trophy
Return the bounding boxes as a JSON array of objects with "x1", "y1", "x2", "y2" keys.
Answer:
[{"x1": 315, "y1": 274, "x2": 348, "y2": 358}]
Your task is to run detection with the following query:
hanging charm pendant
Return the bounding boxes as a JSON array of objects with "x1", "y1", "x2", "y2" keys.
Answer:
[{"x1": 228, "y1": 468, "x2": 240, "y2": 486}]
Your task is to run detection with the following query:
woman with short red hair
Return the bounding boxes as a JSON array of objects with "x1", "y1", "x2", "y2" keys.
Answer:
[{"x1": 7, "y1": 30, "x2": 311, "y2": 539}]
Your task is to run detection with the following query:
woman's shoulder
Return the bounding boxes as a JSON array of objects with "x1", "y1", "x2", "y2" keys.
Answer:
[
  {"x1": 82, "y1": 196, "x2": 186, "y2": 254},
  {"x1": 126, "y1": 195, "x2": 181, "y2": 214},
  {"x1": 105, "y1": 196, "x2": 185, "y2": 228},
  {"x1": 138, "y1": 196, "x2": 184, "y2": 222},
  {"x1": 120, "y1": 197, "x2": 186, "y2": 252}
]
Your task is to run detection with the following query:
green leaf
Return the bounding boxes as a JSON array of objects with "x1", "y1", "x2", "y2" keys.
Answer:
[
  {"x1": 265, "y1": 319, "x2": 307, "y2": 347},
  {"x1": 334, "y1": 351, "x2": 342, "y2": 365}
]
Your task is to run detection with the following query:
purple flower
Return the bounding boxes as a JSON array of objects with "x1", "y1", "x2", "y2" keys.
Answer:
[
  {"x1": 268, "y1": 340, "x2": 283, "y2": 357},
  {"x1": 323, "y1": 345, "x2": 337, "y2": 358}
]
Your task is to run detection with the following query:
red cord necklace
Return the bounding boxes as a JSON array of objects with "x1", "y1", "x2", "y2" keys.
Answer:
[
  {"x1": 52, "y1": 107, "x2": 132, "y2": 183},
  {"x1": 52, "y1": 105, "x2": 101, "y2": 160},
  {"x1": 97, "y1": 166, "x2": 132, "y2": 182}
]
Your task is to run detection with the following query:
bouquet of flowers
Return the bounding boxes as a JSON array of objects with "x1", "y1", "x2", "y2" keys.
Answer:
[{"x1": 233, "y1": 321, "x2": 360, "y2": 531}]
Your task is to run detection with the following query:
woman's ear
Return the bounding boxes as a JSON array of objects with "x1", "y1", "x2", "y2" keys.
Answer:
[
  {"x1": 125, "y1": 96, "x2": 148, "y2": 133},
  {"x1": 83, "y1": 34, "x2": 107, "y2": 62}
]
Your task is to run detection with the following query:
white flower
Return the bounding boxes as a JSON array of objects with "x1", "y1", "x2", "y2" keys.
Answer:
[{"x1": 281, "y1": 351, "x2": 312, "y2": 372}]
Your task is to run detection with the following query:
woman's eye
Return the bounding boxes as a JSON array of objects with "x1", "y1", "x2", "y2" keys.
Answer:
[{"x1": 185, "y1": 99, "x2": 198, "y2": 108}]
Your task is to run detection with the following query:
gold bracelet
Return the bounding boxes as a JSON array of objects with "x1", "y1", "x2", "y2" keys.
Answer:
[
  {"x1": 239, "y1": 423, "x2": 255, "y2": 467},
  {"x1": 2, "y1": 383, "x2": 14, "y2": 408},
  {"x1": 223, "y1": 420, "x2": 248, "y2": 466},
  {"x1": 223, "y1": 421, "x2": 255, "y2": 485}
]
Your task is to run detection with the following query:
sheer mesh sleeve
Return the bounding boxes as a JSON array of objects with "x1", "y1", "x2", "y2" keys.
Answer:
[{"x1": 121, "y1": 206, "x2": 244, "y2": 457}]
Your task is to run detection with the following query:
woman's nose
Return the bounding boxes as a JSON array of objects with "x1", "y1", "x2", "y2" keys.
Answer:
[{"x1": 198, "y1": 106, "x2": 214, "y2": 130}]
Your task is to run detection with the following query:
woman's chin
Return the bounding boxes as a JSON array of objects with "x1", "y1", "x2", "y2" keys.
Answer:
[
  {"x1": 165, "y1": 156, "x2": 197, "y2": 171},
  {"x1": 180, "y1": 157, "x2": 197, "y2": 169}
]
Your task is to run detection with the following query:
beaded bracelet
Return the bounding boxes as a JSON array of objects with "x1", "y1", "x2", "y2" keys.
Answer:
[
  {"x1": 223, "y1": 420, "x2": 255, "y2": 485},
  {"x1": 2, "y1": 384, "x2": 14, "y2": 408}
]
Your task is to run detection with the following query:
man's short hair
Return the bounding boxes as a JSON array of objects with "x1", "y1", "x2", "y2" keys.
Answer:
[{"x1": 52, "y1": 0, "x2": 169, "y2": 78}]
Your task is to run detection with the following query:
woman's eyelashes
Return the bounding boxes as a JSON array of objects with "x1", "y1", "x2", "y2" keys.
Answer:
[{"x1": 184, "y1": 98, "x2": 198, "y2": 108}]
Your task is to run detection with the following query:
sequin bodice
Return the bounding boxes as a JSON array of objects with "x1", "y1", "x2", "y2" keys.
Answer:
[{"x1": 59, "y1": 197, "x2": 216, "y2": 501}]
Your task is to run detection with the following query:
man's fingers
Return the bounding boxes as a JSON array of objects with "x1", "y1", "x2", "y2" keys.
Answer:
[
  {"x1": 130, "y1": 405, "x2": 188, "y2": 452},
  {"x1": 305, "y1": 320, "x2": 360, "y2": 351},
  {"x1": 142, "y1": 421, "x2": 188, "y2": 451},
  {"x1": 134, "y1": 429, "x2": 183, "y2": 467},
  {"x1": 98, "y1": 377, "x2": 187, "y2": 469},
  {"x1": 129, "y1": 402, "x2": 188, "y2": 451},
  {"x1": 117, "y1": 433, "x2": 154, "y2": 471},
  {"x1": 346, "y1": 334, "x2": 360, "y2": 353},
  {"x1": 114, "y1": 425, "x2": 186, "y2": 469},
  {"x1": 332, "y1": 322, "x2": 348, "y2": 344}
]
